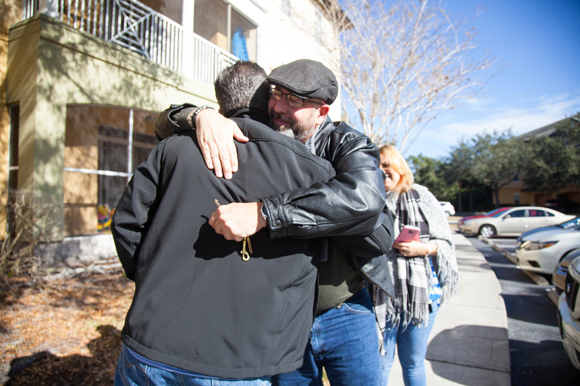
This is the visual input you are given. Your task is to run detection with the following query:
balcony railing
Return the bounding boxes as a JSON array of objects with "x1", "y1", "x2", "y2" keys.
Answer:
[{"x1": 23, "y1": 0, "x2": 238, "y2": 86}]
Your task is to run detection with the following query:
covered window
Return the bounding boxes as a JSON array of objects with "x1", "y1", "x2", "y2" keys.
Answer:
[
  {"x1": 63, "y1": 106, "x2": 158, "y2": 236},
  {"x1": 194, "y1": 0, "x2": 257, "y2": 61}
]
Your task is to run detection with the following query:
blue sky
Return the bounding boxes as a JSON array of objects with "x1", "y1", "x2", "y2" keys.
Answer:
[{"x1": 407, "y1": 0, "x2": 580, "y2": 159}]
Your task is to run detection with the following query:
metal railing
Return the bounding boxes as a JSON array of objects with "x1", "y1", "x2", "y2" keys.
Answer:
[{"x1": 24, "y1": 0, "x2": 238, "y2": 86}]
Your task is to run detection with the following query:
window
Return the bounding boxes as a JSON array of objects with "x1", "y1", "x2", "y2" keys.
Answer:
[
  {"x1": 8, "y1": 105, "x2": 19, "y2": 190},
  {"x1": 194, "y1": 0, "x2": 257, "y2": 61},
  {"x1": 63, "y1": 106, "x2": 158, "y2": 236},
  {"x1": 528, "y1": 210, "x2": 547, "y2": 217},
  {"x1": 514, "y1": 192, "x2": 520, "y2": 205},
  {"x1": 231, "y1": 7, "x2": 257, "y2": 61},
  {"x1": 97, "y1": 125, "x2": 157, "y2": 210},
  {"x1": 513, "y1": 174, "x2": 520, "y2": 182},
  {"x1": 507, "y1": 209, "x2": 525, "y2": 218}
]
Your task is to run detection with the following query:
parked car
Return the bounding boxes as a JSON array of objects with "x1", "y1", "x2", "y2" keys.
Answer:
[
  {"x1": 457, "y1": 207, "x2": 511, "y2": 228},
  {"x1": 458, "y1": 206, "x2": 575, "y2": 238},
  {"x1": 553, "y1": 249, "x2": 580, "y2": 294},
  {"x1": 515, "y1": 225, "x2": 580, "y2": 275},
  {"x1": 517, "y1": 216, "x2": 580, "y2": 240},
  {"x1": 545, "y1": 198, "x2": 580, "y2": 214},
  {"x1": 557, "y1": 256, "x2": 580, "y2": 370},
  {"x1": 439, "y1": 201, "x2": 455, "y2": 216}
]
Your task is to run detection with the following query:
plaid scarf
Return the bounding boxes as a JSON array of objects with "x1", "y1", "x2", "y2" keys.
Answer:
[{"x1": 384, "y1": 189, "x2": 432, "y2": 328}]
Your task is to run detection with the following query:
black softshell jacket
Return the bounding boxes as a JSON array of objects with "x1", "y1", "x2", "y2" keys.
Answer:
[{"x1": 112, "y1": 109, "x2": 335, "y2": 378}]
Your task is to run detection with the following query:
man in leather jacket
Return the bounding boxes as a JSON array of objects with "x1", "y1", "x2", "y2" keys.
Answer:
[{"x1": 154, "y1": 59, "x2": 395, "y2": 386}]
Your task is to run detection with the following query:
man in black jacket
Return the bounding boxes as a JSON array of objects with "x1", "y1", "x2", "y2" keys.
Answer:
[
  {"x1": 154, "y1": 60, "x2": 394, "y2": 386},
  {"x1": 112, "y1": 61, "x2": 335, "y2": 385}
]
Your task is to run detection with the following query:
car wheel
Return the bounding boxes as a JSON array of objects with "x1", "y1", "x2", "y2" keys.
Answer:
[{"x1": 479, "y1": 224, "x2": 497, "y2": 238}]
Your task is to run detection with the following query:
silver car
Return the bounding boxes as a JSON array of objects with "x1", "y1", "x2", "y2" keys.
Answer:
[
  {"x1": 558, "y1": 256, "x2": 580, "y2": 370},
  {"x1": 515, "y1": 226, "x2": 580, "y2": 275},
  {"x1": 459, "y1": 206, "x2": 575, "y2": 238}
]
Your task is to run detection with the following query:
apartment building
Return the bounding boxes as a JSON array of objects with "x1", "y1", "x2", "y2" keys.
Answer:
[
  {"x1": 1, "y1": 0, "x2": 341, "y2": 260},
  {"x1": 497, "y1": 114, "x2": 580, "y2": 208}
]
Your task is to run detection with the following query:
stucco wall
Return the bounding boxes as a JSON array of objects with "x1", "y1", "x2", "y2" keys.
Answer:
[
  {"x1": 257, "y1": 0, "x2": 342, "y2": 120},
  {"x1": 6, "y1": 14, "x2": 217, "y2": 239}
]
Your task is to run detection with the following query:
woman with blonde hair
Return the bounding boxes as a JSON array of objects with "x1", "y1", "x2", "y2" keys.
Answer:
[{"x1": 372, "y1": 144, "x2": 458, "y2": 386}]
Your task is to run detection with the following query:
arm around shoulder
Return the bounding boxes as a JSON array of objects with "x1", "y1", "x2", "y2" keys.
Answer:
[
  {"x1": 153, "y1": 104, "x2": 196, "y2": 140},
  {"x1": 262, "y1": 127, "x2": 386, "y2": 240}
]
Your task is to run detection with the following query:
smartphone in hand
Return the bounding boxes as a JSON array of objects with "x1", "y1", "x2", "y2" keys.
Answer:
[{"x1": 395, "y1": 225, "x2": 420, "y2": 243}]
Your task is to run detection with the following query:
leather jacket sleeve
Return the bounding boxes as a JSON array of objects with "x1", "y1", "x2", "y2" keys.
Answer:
[
  {"x1": 154, "y1": 104, "x2": 196, "y2": 140},
  {"x1": 262, "y1": 120, "x2": 388, "y2": 240}
]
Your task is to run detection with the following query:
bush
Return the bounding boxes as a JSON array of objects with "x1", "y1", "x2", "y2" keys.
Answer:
[{"x1": 1, "y1": 189, "x2": 61, "y2": 278}]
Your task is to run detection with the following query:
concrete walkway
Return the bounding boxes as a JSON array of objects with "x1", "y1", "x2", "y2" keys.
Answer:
[{"x1": 386, "y1": 232, "x2": 511, "y2": 385}]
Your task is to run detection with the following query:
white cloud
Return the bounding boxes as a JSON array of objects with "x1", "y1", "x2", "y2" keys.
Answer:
[
  {"x1": 428, "y1": 93, "x2": 580, "y2": 143},
  {"x1": 407, "y1": 93, "x2": 580, "y2": 158}
]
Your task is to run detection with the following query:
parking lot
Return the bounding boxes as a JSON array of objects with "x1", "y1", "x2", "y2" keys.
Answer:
[{"x1": 449, "y1": 215, "x2": 580, "y2": 385}]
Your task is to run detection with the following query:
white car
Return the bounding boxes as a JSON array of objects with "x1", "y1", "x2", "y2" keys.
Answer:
[
  {"x1": 515, "y1": 225, "x2": 580, "y2": 274},
  {"x1": 458, "y1": 206, "x2": 575, "y2": 238},
  {"x1": 558, "y1": 256, "x2": 580, "y2": 370},
  {"x1": 439, "y1": 201, "x2": 455, "y2": 216}
]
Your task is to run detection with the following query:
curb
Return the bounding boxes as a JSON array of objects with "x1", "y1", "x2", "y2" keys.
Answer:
[{"x1": 478, "y1": 235, "x2": 558, "y2": 306}]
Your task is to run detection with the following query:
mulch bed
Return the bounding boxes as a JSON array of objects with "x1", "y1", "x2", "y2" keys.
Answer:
[
  {"x1": 1, "y1": 270, "x2": 332, "y2": 386},
  {"x1": 0, "y1": 270, "x2": 134, "y2": 385}
]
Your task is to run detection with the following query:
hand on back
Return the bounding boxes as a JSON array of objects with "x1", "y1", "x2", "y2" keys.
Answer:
[{"x1": 196, "y1": 109, "x2": 248, "y2": 179}]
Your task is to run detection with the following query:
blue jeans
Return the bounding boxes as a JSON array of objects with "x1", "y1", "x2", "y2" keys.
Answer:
[
  {"x1": 273, "y1": 288, "x2": 381, "y2": 386},
  {"x1": 381, "y1": 302, "x2": 439, "y2": 386},
  {"x1": 115, "y1": 343, "x2": 271, "y2": 386}
]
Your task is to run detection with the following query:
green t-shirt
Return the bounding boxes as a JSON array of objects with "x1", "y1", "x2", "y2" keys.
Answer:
[{"x1": 316, "y1": 240, "x2": 365, "y2": 312}]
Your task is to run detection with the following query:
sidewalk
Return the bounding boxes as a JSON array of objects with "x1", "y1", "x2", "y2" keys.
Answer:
[{"x1": 386, "y1": 231, "x2": 511, "y2": 385}]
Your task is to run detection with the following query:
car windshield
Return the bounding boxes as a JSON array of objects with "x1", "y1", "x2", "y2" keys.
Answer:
[{"x1": 558, "y1": 216, "x2": 580, "y2": 229}]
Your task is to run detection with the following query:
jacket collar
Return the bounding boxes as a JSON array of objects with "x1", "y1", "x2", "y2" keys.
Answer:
[
  {"x1": 304, "y1": 116, "x2": 334, "y2": 154},
  {"x1": 225, "y1": 108, "x2": 270, "y2": 126}
]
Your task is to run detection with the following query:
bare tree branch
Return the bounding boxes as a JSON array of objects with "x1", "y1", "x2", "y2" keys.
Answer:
[{"x1": 314, "y1": 0, "x2": 496, "y2": 153}]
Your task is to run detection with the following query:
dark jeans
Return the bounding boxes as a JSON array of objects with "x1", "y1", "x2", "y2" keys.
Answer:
[{"x1": 273, "y1": 287, "x2": 381, "y2": 386}]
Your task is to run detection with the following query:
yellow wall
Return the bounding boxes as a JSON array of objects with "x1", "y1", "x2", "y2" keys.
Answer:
[
  {"x1": 5, "y1": 14, "x2": 216, "y2": 239},
  {"x1": 498, "y1": 180, "x2": 580, "y2": 207},
  {"x1": 0, "y1": 0, "x2": 22, "y2": 238}
]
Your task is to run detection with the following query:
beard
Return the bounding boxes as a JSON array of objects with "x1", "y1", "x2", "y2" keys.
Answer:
[{"x1": 269, "y1": 111, "x2": 317, "y2": 142}]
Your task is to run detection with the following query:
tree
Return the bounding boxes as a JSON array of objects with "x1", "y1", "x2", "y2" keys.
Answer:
[
  {"x1": 469, "y1": 130, "x2": 524, "y2": 208},
  {"x1": 317, "y1": 0, "x2": 496, "y2": 153},
  {"x1": 444, "y1": 140, "x2": 480, "y2": 211},
  {"x1": 407, "y1": 154, "x2": 454, "y2": 201},
  {"x1": 520, "y1": 116, "x2": 580, "y2": 192}
]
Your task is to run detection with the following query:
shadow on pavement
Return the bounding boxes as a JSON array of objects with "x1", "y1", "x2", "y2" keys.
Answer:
[{"x1": 427, "y1": 325, "x2": 510, "y2": 384}]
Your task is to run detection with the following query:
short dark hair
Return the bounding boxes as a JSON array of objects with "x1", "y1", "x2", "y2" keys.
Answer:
[{"x1": 214, "y1": 61, "x2": 269, "y2": 115}]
